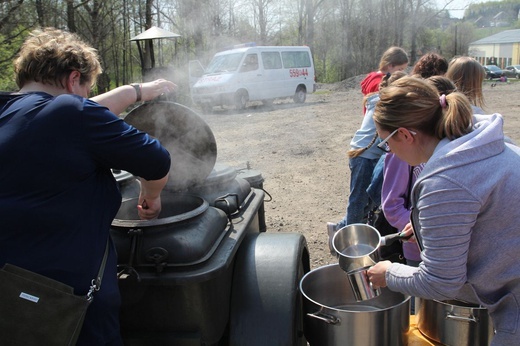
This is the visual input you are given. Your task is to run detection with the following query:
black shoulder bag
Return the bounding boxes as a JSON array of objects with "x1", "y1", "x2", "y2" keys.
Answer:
[{"x1": 0, "y1": 239, "x2": 109, "y2": 346}]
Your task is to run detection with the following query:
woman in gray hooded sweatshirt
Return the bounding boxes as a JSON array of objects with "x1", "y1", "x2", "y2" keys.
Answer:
[{"x1": 367, "y1": 76, "x2": 520, "y2": 345}]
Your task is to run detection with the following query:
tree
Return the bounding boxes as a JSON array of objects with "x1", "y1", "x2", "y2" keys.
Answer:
[{"x1": 0, "y1": 0, "x2": 491, "y2": 91}]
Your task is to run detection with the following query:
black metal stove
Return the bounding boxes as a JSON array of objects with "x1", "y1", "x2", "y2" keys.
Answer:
[{"x1": 110, "y1": 102, "x2": 310, "y2": 345}]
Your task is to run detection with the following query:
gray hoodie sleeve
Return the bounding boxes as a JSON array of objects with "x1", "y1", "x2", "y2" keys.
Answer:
[{"x1": 385, "y1": 176, "x2": 480, "y2": 300}]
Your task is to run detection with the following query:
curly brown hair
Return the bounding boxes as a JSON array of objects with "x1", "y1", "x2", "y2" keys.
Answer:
[
  {"x1": 14, "y1": 27, "x2": 102, "y2": 89},
  {"x1": 412, "y1": 53, "x2": 448, "y2": 79}
]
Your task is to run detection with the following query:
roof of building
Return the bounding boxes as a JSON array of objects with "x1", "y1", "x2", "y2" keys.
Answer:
[{"x1": 470, "y1": 29, "x2": 520, "y2": 45}]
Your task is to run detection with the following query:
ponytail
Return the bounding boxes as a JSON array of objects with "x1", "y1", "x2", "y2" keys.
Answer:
[
  {"x1": 348, "y1": 133, "x2": 378, "y2": 158},
  {"x1": 436, "y1": 92, "x2": 473, "y2": 139}
]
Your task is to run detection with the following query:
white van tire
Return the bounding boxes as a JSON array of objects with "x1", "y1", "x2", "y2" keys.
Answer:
[
  {"x1": 263, "y1": 99, "x2": 274, "y2": 107},
  {"x1": 293, "y1": 86, "x2": 307, "y2": 104},
  {"x1": 234, "y1": 90, "x2": 248, "y2": 110},
  {"x1": 201, "y1": 103, "x2": 213, "y2": 114}
]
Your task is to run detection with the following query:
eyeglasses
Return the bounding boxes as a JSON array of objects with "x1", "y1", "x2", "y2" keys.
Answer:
[{"x1": 377, "y1": 129, "x2": 417, "y2": 153}]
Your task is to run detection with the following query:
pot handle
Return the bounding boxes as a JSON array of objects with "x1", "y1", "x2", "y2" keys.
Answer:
[
  {"x1": 381, "y1": 232, "x2": 412, "y2": 246},
  {"x1": 446, "y1": 312, "x2": 479, "y2": 323},
  {"x1": 306, "y1": 311, "x2": 340, "y2": 325}
]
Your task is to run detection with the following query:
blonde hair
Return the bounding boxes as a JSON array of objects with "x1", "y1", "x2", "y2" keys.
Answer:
[
  {"x1": 426, "y1": 75, "x2": 457, "y2": 95},
  {"x1": 348, "y1": 71, "x2": 408, "y2": 158},
  {"x1": 374, "y1": 76, "x2": 473, "y2": 140},
  {"x1": 445, "y1": 56, "x2": 485, "y2": 110},
  {"x1": 14, "y1": 27, "x2": 102, "y2": 89},
  {"x1": 379, "y1": 47, "x2": 409, "y2": 72}
]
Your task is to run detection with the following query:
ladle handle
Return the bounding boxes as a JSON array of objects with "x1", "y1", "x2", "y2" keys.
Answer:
[{"x1": 381, "y1": 232, "x2": 412, "y2": 246}]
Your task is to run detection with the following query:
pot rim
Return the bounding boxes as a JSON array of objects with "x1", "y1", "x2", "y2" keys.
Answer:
[
  {"x1": 111, "y1": 193, "x2": 209, "y2": 228},
  {"x1": 421, "y1": 298, "x2": 488, "y2": 310},
  {"x1": 300, "y1": 263, "x2": 410, "y2": 313}
]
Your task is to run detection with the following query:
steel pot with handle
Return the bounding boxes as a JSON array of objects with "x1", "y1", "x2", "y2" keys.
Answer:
[
  {"x1": 332, "y1": 223, "x2": 410, "y2": 272},
  {"x1": 417, "y1": 298, "x2": 494, "y2": 346},
  {"x1": 300, "y1": 263, "x2": 410, "y2": 346}
]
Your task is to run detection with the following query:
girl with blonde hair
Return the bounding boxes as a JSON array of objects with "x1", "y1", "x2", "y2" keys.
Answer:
[
  {"x1": 446, "y1": 56, "x2": 486, "y2": 113},
  {"x1": 368, "y1": 76, "x2": 520, "y2": 345}
]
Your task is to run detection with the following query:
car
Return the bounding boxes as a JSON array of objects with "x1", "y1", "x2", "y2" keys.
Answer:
[
  {"x1": 483, "y1": 65, "x2": 504, "y2": 79},
  {"x1": 503, "y1": 65, "x2": 520, "y2": 79}
]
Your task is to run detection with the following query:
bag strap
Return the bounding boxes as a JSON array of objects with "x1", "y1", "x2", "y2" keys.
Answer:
[
  {"x1": 404, "y1": 165, "x2": 414, "y2": 209},
  {"x1": 87, "y1": 239, "x2": 110, "y2": 301}
]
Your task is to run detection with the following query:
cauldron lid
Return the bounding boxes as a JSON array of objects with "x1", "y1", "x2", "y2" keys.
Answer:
[{"x1": 124, "y1": 101, "x2": 217, "y2": 190}]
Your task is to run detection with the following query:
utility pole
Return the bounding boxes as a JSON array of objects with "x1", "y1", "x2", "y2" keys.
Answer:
[{"x1": 454, "y1": 24, "x2": 458, "y2": 56}]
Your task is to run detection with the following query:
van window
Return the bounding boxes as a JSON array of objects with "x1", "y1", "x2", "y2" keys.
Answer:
[
  {"x1": 206, "y1": 52, "x2": 244, "y2": 73},
  {"x1": 261, "y1": 52, "x2": 282, "y2": 70},
  {"x1": 240, "y1": 54, "x2": 259, "y2": 72},
  {"x1": 281, "y1": 51, "x2": 311, "y2": 68}
]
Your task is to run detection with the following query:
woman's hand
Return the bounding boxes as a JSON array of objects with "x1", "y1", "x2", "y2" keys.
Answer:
[
  {"x1": 136, "y1": 175, "x2": 168, "y2": 220},
  {"x1": 401, "y1": 222, "x2": 417, "y2": 243},
  {"x1": 139, "y1": 79, "x2": 177, "y2": 102},
  {"x1": 367, "y1": 260, "x2": 392, "y2": 288},
  {"x1": 137, "y1": 196, "x2": 162, "y2": 220}
]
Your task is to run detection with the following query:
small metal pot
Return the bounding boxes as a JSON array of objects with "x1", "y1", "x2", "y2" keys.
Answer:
[
  {"x1": 300, "y1": 264, "x2": 410, "y2": 346},
  {"x1": 417, "y1": 298, "x2": 494, "y2": 346},
  {"x1": 332, "y1": 223, "x2": 409, "y2": 272}
]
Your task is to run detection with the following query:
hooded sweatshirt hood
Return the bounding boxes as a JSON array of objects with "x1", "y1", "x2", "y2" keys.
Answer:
[
  {"x1": 360, "y1": 72, "x2": 384, "y2": 95},
  {"x1": 418, "y1": 114, "x2": 506, "y2": 182}
]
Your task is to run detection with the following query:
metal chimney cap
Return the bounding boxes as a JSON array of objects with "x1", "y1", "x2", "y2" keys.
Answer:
[{"x1": 130, "y1": 26, "x2": 181, "y2": 41}]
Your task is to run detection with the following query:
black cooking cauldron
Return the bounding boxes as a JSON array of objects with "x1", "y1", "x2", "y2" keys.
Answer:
[{"x1": 111, "y1": 102, "x2": 310, "y2": 346}]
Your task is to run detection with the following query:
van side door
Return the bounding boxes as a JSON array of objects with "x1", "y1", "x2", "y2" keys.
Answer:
[
  {"x1": 260, "y1": 51, "x2": 284, "y2": 100},
  {"x1": 238, "y1": 53, "x2": 263, "y2": 100}
]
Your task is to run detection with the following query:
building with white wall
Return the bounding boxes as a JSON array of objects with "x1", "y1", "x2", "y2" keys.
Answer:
[{"x1": 468, "y1": 29, "x2": 520, "y2": 68}]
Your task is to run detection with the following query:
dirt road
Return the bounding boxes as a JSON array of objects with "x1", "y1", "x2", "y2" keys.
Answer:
[{"x1": 201, "y1": 79, "x2": 520, "y2": 269}]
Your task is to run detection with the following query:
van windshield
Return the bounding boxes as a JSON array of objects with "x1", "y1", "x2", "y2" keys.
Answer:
[{"x1": 206, "y1": 53, "x2": 244, "y2": 73}]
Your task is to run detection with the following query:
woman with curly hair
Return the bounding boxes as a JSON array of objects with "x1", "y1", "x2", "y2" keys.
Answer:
[
  {"x1": 411, "y1": 52, "x2": 448, "y2": 79},
  {"x1": 0, "y1": 28, "x2": 175, "y2": 345}
]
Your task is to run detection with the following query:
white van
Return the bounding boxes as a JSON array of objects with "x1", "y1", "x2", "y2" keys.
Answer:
[{"x1": 190, "y1": 44, "x2": 316, "y2": 111}]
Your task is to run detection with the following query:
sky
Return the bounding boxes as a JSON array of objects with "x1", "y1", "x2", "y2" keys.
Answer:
[{"x1": 436, "y1": 0, "x2": 486, "y2": 18}]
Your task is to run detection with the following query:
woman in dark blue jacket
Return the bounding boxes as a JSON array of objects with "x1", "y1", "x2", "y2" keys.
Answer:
[{"x1": 0, "y1": 27, "x2": 174, "y2": 345}]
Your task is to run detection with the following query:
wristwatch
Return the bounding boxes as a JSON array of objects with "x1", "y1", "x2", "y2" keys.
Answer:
[{"x1": 131, "y1": 83, "x2": 142, "y2": 102}]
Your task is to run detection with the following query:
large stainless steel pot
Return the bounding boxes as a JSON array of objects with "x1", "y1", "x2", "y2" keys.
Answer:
[
  {"x1": 417, "y1": 298, "x2": 494, "y2": 346},
  {"x1": 300, "y1": 264, "x2": 410, "y2": 346}
]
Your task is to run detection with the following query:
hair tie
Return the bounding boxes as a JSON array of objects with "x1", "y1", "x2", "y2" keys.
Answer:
[{"x1": 439, "y1": 94, "x2": 447, "y2": 109}]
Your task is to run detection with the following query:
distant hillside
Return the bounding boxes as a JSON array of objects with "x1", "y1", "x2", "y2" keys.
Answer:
[{"x1": 465, "y1": 0, "x2": 520, "y2": 28}]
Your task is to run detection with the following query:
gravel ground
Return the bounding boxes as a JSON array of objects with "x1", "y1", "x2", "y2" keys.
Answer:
[{"x1": 200, "y1": 78, "x2": 520, "y2": 270}]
